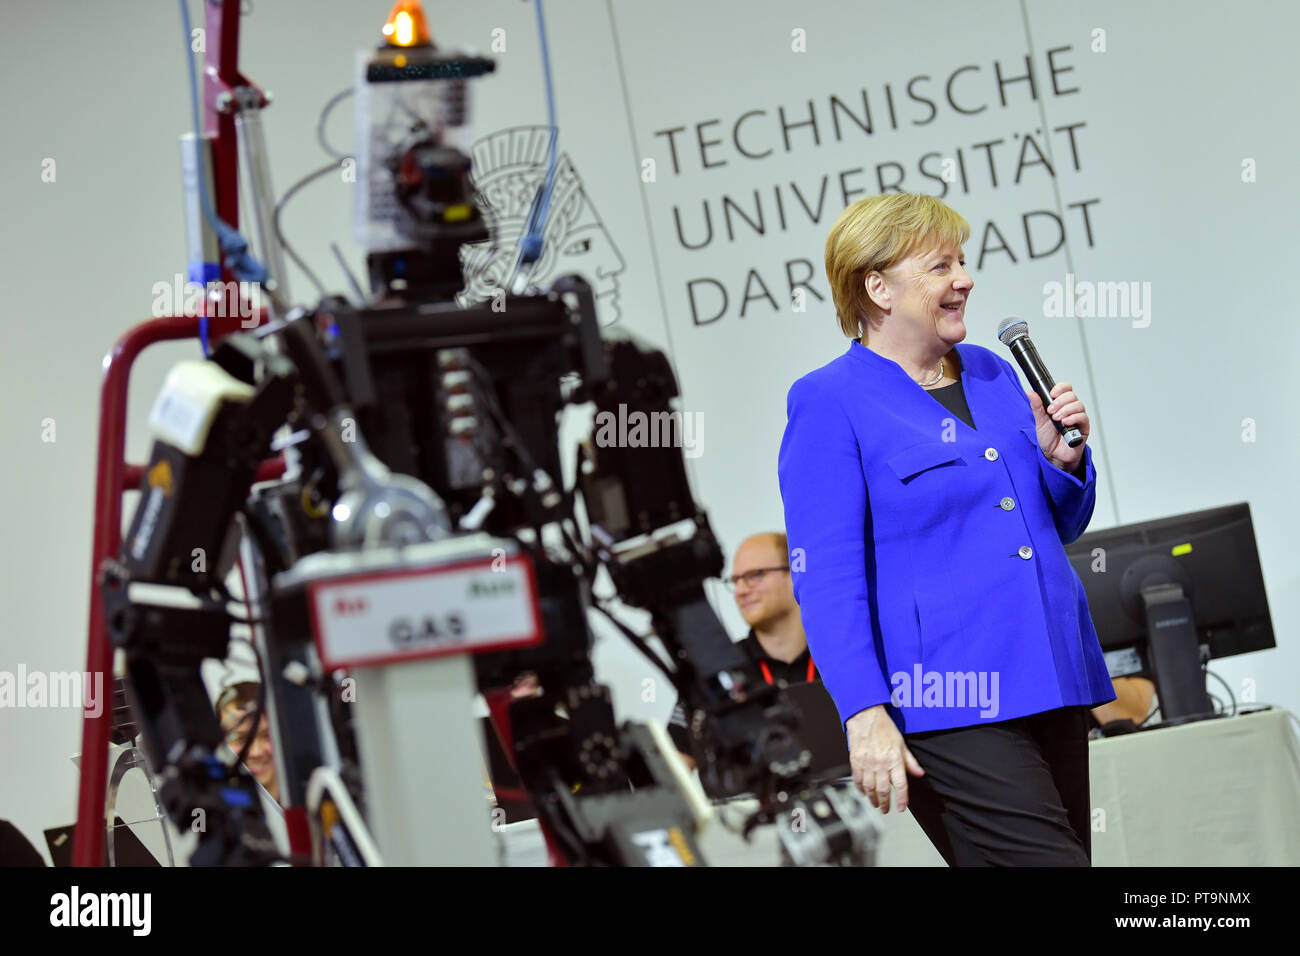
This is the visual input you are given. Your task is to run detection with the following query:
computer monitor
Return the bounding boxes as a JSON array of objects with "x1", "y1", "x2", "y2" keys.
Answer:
[{"x1": 1065, "y1": 502, "x2": 1275, "y2": 724}]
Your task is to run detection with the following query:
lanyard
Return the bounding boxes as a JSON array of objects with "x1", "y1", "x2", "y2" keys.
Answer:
[{"x1": 760, "y1": 657, "x2": 816, "y2": 686}]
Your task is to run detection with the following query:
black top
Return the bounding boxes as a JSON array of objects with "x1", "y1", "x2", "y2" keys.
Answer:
[
  {"x1": 667, "y1": 630, "x2": 818, "y2": 753},
  {"x1": 926, "y1": 376, "x2": 1087, "y2": 482},
  {"x1": 735, "y1": 630, "x2": 818, "y2": 686},
  {"x1": 925, "y1": 380, "x2": 975, "y2": 430}
]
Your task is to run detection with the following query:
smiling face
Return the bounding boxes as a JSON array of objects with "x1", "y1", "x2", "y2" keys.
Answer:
[
  {"x1": 731, "y1": 535, "x2": 797, "y2": 630},
  {"x1": 864, "y1": 239, "x2": 974, "y2": 351},
  {"x1": 220, "y1": 701, "x2": 278, "y2": 803}
]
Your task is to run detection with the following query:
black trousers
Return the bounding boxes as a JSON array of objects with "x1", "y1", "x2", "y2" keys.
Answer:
[{"x1": 901, "y1": 705, "x2": 1092, "y2": 866}]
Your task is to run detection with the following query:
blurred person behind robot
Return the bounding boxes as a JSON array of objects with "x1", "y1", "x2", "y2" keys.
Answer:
[{"x1": 668, "y1": 531, "x2": 818, "y2": 769}]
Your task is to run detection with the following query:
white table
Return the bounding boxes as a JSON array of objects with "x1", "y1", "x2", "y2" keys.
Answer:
[{"x1": 504, "y1": 708, "x2": 1300, "y2": 866}]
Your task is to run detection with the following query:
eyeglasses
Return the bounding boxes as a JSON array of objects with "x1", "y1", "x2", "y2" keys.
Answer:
[{"x1": 722, "y1": 566, "x2": 789, "y2": 590}]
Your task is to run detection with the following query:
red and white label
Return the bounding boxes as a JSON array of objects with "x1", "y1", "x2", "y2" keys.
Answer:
[{"x1": 307, "y1": 554, "x2": 543, "y2": 670}]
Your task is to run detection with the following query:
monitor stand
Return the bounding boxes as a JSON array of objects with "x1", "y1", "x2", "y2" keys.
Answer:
[{"x1": 1141, "y1": 582, "x2": 1217, "y2": 727}]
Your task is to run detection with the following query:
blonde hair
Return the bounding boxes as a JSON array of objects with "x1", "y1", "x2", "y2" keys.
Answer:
[{"x1": 824, "y1": 193, "x2": 971, "y2": 339}]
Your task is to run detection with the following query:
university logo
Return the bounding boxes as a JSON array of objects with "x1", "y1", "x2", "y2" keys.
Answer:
[{"x1": 458, "y1": 126, "x2": 626, "y2": 326}]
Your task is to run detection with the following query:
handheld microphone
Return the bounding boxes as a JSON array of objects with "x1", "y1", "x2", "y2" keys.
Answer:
[{"x1": 996, "y1": 317, "x2": 1084, "y2": 448}]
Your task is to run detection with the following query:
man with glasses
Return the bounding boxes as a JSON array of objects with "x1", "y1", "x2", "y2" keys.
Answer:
[{"x1": 667, "y1": 531, "x2": 817, "y2": 767}]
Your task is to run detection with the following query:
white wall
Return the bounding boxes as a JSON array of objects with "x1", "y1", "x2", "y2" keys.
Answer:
[{"x1": 1, "y1": 0, "x2": 1295, "y2": 859}]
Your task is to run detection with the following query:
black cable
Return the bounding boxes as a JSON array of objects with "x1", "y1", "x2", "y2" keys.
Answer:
[
  {"x1": 316, "y1": 87, "x2": 354, "y2": 162},
  {"x1": 591, "y1": 601, "x2": 679, "y2": 689},
  {"x1": 1205, "y1": 666, "x2": 1238, "y2": 717},
  {"x1": 538, "y1": 795, "x2": 587, "y2": 863},
  {"x1": 1138, "y1": 700, "x2": 1160, "y2": 727},
  {"x1": 558, "y1": 519, "x2": 597, "y2": 580},
  {"x1": 212, "y1": 563, "x2": 271, "y2": 627},
  {"x1": 272, "y1": 161, "x2": 339, "y2": 301},
  {"x1": 557, "y1": 445, "x2": 600, "y2": 580},
  {"x1": 461, "y1": 356, "x2": 601, "y2": 581},
  {"x1": 465, "y1": 357, "x2": 548, "y2": 477},
  {"x1": 226, "y1": 521, "x2": 278, "y2": 779},
  {"x1": 330, "y1": 241, "x2": 367, "y2": 306}
]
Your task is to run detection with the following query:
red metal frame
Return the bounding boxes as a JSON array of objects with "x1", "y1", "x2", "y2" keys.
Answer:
[
  {"x1": 74, "y1": 0, "x2": 275, "y2": 867},
  {"x1": 74, "y1": 313, "x2": 284, "y2": 867},
  {"x1": 204, "y1": 0, "x2": 266, "y2": 249}
]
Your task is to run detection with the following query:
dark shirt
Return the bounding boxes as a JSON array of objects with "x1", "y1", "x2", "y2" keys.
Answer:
[
  {"x1": 926, "y1": 377, "x2": 1087, "y2": 482},
  {"x1": 667, "y1": 629, "x2": 817, "y2": 753},
  {"x1": 925, "y1": 380, "x2": 975, "y2": 429}
]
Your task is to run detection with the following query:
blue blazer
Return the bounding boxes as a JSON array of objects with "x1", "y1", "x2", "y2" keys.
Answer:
[{"x1": 777, "y1": 340, "x2": 1116, "y2": 733}]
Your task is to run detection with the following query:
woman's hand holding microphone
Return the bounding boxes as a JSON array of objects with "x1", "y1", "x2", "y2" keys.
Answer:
[{"x1": 1026, "y1": 381, "x2": 1091, "y2": 474}]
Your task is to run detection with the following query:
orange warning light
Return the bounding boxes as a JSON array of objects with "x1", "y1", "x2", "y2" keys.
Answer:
[{"x1": 381, "y1": 1, "x2": 432, "y2": 48}]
